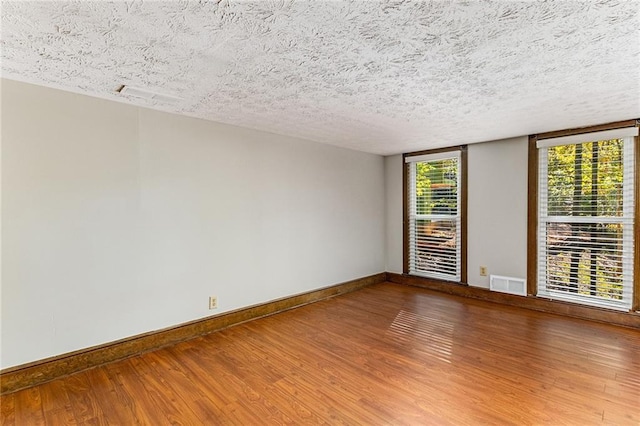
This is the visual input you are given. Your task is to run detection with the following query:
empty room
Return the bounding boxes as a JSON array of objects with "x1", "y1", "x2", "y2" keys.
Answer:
[{"x1": 1, "y1": 1, "x2": 639, "y2": 424}]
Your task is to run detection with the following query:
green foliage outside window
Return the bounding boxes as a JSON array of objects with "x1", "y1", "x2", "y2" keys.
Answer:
[
  {"x1": 415, "y1": 159, "x2": 458, "y2": 215},
  {"x1": 547, "y1": 139, "x2": 623, "y2": 217},
  {"x1": 545, "y1": 139, "x2": 626, "y2": 300}
]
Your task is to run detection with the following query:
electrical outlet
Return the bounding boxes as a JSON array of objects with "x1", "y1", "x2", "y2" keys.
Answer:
[
  {"x1": 480, "y1": 266, "x2": 488, "y2": 277},
  {"x1": 209, "y1": 296, "x2": 218, "y2": 310}
]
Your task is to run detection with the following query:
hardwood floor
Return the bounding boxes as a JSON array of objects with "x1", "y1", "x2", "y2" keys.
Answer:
[{"x1": 2, "y1": 282, "x2": 639, "y2": 425}]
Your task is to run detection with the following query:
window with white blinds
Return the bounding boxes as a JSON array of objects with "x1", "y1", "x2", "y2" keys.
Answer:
[
  {"x1": 537, "y1": 127, "x2": 637, "y2": 311},
  {"x1": 406, "y1": 151, "x2": 461, "y2": 281}
]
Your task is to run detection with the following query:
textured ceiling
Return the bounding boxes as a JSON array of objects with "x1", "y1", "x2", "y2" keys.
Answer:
[{"x1": 2, "y1": 1, "x2": 639, "y2": 155}]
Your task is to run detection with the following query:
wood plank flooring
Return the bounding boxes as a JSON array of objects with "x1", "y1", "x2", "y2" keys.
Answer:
[{"x1": 2, "y1": 282, "x2": 639, "y2": 425}]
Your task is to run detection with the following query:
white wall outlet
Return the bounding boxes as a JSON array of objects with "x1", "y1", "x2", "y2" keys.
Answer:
[
  {"x1": 480, "y1": 266, "x2": 488, "y2": 276},
  {"x1": 209, "y1": 296, "x2": 218, "y2": 310}
]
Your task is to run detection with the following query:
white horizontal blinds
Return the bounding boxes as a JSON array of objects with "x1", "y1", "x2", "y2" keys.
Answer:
[
  {"x1": 407, "y1": 151, "x2": 461, "y2": 281},
  {"x1": 537, "y1": 133, "x2": 635, "y2": 311}
]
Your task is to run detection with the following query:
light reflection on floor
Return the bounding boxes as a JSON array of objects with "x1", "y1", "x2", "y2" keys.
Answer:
[{"x1": 386, "y1": 309, "x2": 454, "y2": 364}]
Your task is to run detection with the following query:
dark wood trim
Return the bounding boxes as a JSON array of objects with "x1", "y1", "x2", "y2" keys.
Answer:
[
  {"x1": 527, "y1": 135, "x2": 538, "y2": 296},
  {"x1": 403, "y1": 145, "x2": 467, "y2": 158},
  {"x1": 460, "y1": 145, "x2": 468, "y2": 283},
  {"x1": 0, "y1": 273, "x2": 387, "y2": 395},
  {"x1": 402, "y1": 155, "x2": 409, "y2": 274},
  {"x1": 387, "y1": 273, "x2": 640, "y2": 329},
  {"x1": 633, "y1": 121, "x2": 640, "y2": 311},
  {"x1": 402, "y1": 145, "x2": 468, "y2": 283},
  {"x1": 535, "y1": 119, "x2": 638, "y2": 140}
]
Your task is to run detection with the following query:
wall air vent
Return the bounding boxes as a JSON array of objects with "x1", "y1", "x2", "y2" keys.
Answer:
[
  {"x1": 490, "y1": 275, "x2": 526, "y2": 296},
  {"x1": 116, "y1": 85, "x2": 181, "y2": 103}
]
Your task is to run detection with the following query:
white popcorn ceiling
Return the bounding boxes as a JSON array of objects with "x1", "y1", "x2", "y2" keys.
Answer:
[{"x1": 1, "y1": 0, "x2": 639, "y2": 155}]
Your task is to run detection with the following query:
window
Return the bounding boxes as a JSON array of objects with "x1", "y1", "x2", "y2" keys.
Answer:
[
  {"x1": 404, "y1": 147, "x2": 467, "y2": 282},
  {"x1": 533, "y1": 123, "x2": 638, "y2": 311}
]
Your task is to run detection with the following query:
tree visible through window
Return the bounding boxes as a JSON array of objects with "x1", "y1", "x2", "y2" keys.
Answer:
[
  {"x1": 537, "y1": 127, "x2": 636, "y2": 311},
  {"x1": 406, "y1": 149, "x2": 464, "y2": 281}
]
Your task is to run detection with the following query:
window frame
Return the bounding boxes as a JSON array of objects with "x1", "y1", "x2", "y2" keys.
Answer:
[
  {"x1": 403, "y1": 146, "x2": 468, "y2": 283},
  {"x1": 528, "y1": 119, "x2": 640, "y2": 311}
]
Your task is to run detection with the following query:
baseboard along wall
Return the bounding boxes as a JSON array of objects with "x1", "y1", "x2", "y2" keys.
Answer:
[
  {"x1": 0, "y1": 272, "x2": 386, "y2": 395},
  {"x1": 386, "y1": 273, "x2": 640, "y2": 330},
  {"x1": 3, "y1": 271, "x2": 638, "y2": 395}
]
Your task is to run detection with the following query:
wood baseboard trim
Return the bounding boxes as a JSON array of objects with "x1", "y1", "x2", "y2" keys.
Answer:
[
  {"x1": 387, "y1": 273, "x2": 640, "y2": 329},
  {"x1": 0, "y1": 272, "x2": 386, "y2": 395}
]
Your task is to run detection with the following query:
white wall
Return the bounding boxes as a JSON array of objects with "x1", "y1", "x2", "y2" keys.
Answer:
[
  {"x1": 0, "y1": 79, "x2": 385, "y2": 368},
  {"x1": 384, "y1": 139, "x2": 529, "y2": 287},
  {"x1": 385, "y1": 155, "x2": 403, "y2": 273},
  {"x1": 467, "y1": 137, "x2": 528, "y2": 287}
]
